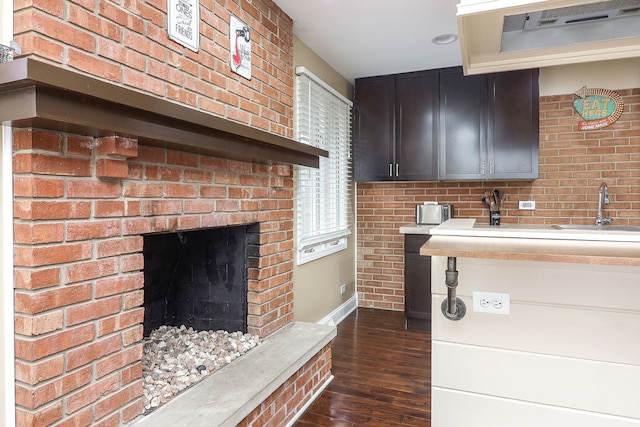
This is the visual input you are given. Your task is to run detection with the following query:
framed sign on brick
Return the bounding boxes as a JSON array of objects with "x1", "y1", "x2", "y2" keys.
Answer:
[
  {"x1": 167, "y1": 0, "x2": 200, "y2": 52},
  {"x1": 572, "y1": 86, "x2": 624, "y2": 131},
  {"x1": 230, "y1": 15, "x2": 252, "y2": 80}
]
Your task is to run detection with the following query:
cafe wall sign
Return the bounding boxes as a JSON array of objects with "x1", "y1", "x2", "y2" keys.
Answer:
[{"x1": 572, "y1": 86, "x2": 623, "y2": 131}]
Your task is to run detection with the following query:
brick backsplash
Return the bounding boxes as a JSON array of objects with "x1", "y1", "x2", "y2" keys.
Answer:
[{"x1": 357, "y1": 89, "x2": 640, "y2": 311}]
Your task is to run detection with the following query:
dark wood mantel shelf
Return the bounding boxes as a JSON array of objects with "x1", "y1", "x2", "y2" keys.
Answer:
[{"x1": 0, "y1": 58, "x2": 326, "y2": 167}]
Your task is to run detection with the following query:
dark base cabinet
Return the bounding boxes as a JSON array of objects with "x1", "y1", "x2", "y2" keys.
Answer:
[{"x1": 404, "y1": 234, "x2": 431, "y2": 332}]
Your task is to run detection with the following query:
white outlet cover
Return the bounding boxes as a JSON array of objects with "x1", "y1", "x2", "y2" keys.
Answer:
[
  {"x1": 473, "y1": 291, "x2": 510, "y2": 315},
  {"x1": 518, "y1": 200, "x2": 536, "y2": 210}
]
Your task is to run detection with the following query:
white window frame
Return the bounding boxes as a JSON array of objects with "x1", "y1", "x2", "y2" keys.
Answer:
[{"x1": 294, "y1": 67, "x2": 353, "y2": 265}]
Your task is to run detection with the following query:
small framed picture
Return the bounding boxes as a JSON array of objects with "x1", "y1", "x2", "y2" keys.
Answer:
[
  {"x1": 167, "y1": 0, "x2": 200, "y2": 52},
  {"x1": 229, "y1": 15, "x2": 252, "y2": 80}
]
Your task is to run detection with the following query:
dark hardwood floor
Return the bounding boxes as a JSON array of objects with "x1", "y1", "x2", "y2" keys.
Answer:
[{"x1": 294, "y1": 308, "x2": 431, "y2": 426}]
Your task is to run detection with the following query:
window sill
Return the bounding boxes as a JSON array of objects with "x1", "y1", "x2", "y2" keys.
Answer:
[{"x1": 297, "y1": 236, "x2": 348, "y2": 265}]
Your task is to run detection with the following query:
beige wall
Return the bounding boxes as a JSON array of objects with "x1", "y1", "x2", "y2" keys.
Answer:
[
  {"x1": 292, "y1": 36, "x2": 357, "y2": 323},
  {"x1": 539, "y1": 57, "x2": 640, "y2": 95},
  {"x1": 293, "y1": 36, "x2": 353, "y2": 100}
]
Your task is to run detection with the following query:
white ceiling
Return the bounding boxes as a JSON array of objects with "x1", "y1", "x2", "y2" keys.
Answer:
[{"x1": 272, "y1": 0, "x2": 463, "y2": 82}]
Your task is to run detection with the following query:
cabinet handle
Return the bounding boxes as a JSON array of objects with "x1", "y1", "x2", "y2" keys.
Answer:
[
  {"x1": 396, "y1": 163, "x2": 399, "y2": 177},
  {"x1": 389, "y1": 163, "x2": 393, "y2": 177}
]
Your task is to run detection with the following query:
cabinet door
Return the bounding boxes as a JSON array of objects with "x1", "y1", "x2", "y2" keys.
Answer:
[
  {"x1": 488, "y1": 69, "x2": 540, "y2": 180},
  {"x1": 395, "y1": 70, "x2": 439, "y2": 180},
  {"x1": 354, "y1": 75, "x2": 395, "y2": 182},
  {"x1": 439, "y1": 67, "x2": 487, "y2": 180}
]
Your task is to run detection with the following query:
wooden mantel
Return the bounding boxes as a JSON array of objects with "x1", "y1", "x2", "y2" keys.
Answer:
[{"x1": 0, "y1": 58, "x2": 327, "y2": 167}]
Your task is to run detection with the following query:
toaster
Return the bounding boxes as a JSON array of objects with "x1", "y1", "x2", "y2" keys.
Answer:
[{"x1": 415, "y1": 203, "x2": 452, "y2": 224}]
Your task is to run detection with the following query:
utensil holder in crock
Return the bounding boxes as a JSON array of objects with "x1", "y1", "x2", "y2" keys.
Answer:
[{"x1": 490, "y1": 210, "x2": 501, "y2": 226}]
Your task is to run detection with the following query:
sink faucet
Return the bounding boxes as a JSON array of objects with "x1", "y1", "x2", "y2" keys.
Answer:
[{"x1": 595, "y1": 182, "x2": 613, "y2": 226}]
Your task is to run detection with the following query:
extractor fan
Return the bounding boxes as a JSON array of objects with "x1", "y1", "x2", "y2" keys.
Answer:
[{"x1": 457, "y1": 0, "x2": 640, "y2": 75}]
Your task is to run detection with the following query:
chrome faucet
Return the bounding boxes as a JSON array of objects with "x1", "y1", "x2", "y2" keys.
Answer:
[{"x1": 595, "y1": 182, "x2": 613, "y2": 226}]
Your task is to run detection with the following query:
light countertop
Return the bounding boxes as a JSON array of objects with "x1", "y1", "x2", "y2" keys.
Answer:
[
  {"x1": 428, "y1": 219, "x2": 640, "y2": 243},
  {"x1": 399, "y1": 223, "x2": 436, "y2": 234},
  {"x1": 420, "y1": 219, "x2": 640, "y2": 266}
]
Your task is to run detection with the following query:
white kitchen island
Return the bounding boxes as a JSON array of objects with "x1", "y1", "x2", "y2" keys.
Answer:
[{"x1": 421, "y1": 219, "x2": 640, "y2": 427}]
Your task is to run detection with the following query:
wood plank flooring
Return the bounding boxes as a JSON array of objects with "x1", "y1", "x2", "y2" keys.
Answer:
[{"x1": 294, "y1": 308, "x2": 431, "y2": 426}]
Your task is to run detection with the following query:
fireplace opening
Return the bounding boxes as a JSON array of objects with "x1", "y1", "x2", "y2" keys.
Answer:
[
  {"x1": 143, "y1": 225, "x2": 254, "y2": 336},
  {"x1": 139, "y1": 225, "x2": 261, "y2": 413}
]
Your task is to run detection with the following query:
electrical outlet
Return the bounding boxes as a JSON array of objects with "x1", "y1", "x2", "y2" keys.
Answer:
[
  {"x1": 473, "y1": 291, "x2": 510, "y2": 315},
  {"x1": 340, "y1": 284, "x2": 346, "y2": 295},
  {"x1": 519, "y1": 200, "x2": 536, "y2": 210}
]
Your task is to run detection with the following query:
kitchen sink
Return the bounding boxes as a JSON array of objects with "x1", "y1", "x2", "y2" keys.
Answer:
[{"x1": 552, "y1": 224, "x2": 640, "y2": 232}]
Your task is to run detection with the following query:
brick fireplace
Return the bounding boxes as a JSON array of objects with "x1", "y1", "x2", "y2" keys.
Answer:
[
  {"x1": 10, "y1": 123, "x2": 332, "y2": 425},
  {"x1": 0, "y1": 1, "x2": 336, "y2": 424},
  {"x1": 0, "y1": 1, "x2": 338, "y2": 423}
]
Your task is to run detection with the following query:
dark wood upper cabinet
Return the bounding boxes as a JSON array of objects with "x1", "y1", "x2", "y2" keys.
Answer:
[
  {"x1": 488, "y1": 69, "x2": 540, "y2": 180},
  {"x1": 395, "y1": 71, "x2": 439, "y2": 180},
  {"x1": 438, "y1": 67, "x2": 487, "y2": 180},
  {"x1": 439, "y1": 67, "x2": 539, "y2": 180},
  {"x1": 354, "y1": 67, "x2": 539, "y2": 182},
  {"x1": 353, "y1": 75, "x2": 395, "y2": 182},
  {"x1": 354, "y1": 70, "x2": 439, "y2": 181}
]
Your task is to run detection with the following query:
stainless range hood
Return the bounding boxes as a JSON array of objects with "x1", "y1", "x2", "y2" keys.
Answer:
[
  {"x1": 517, "y1": 0, "x2": 640, "y2": 30},
  {"x1": 457, "y1": 0, "x2": 640, "y2": 75}
]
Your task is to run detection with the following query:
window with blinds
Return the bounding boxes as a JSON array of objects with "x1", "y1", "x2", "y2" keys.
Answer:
[{"x1": 295, "y1": 67, "x2": 353, "y2": 265}]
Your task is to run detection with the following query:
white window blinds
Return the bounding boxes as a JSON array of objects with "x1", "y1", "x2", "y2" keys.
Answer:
[{"x1": 295, "y1": 67, "x2": 353, "y2": 265}]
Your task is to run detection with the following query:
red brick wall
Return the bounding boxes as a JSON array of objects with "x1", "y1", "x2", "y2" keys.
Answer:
[
  {"x1": 13, "y1": 0, "x2": 294, "y2": 138},
  {"x1": 357, "y1": 89, "x2": 640, "y2": 311}
]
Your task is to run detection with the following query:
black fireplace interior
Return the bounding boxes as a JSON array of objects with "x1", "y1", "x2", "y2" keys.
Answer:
[{"x1": 143, "y1": 225, "x2": 253, "y2": 336}]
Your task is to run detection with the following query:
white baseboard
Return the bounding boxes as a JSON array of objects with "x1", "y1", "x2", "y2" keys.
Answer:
[{"x1": 316, "y1": 294, "x2": 358, "y2": 327}]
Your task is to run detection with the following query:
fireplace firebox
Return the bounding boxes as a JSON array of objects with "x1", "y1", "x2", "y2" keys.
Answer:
[{"x1": 143, "y1": 225, "x2": 256, "y2": 336}]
